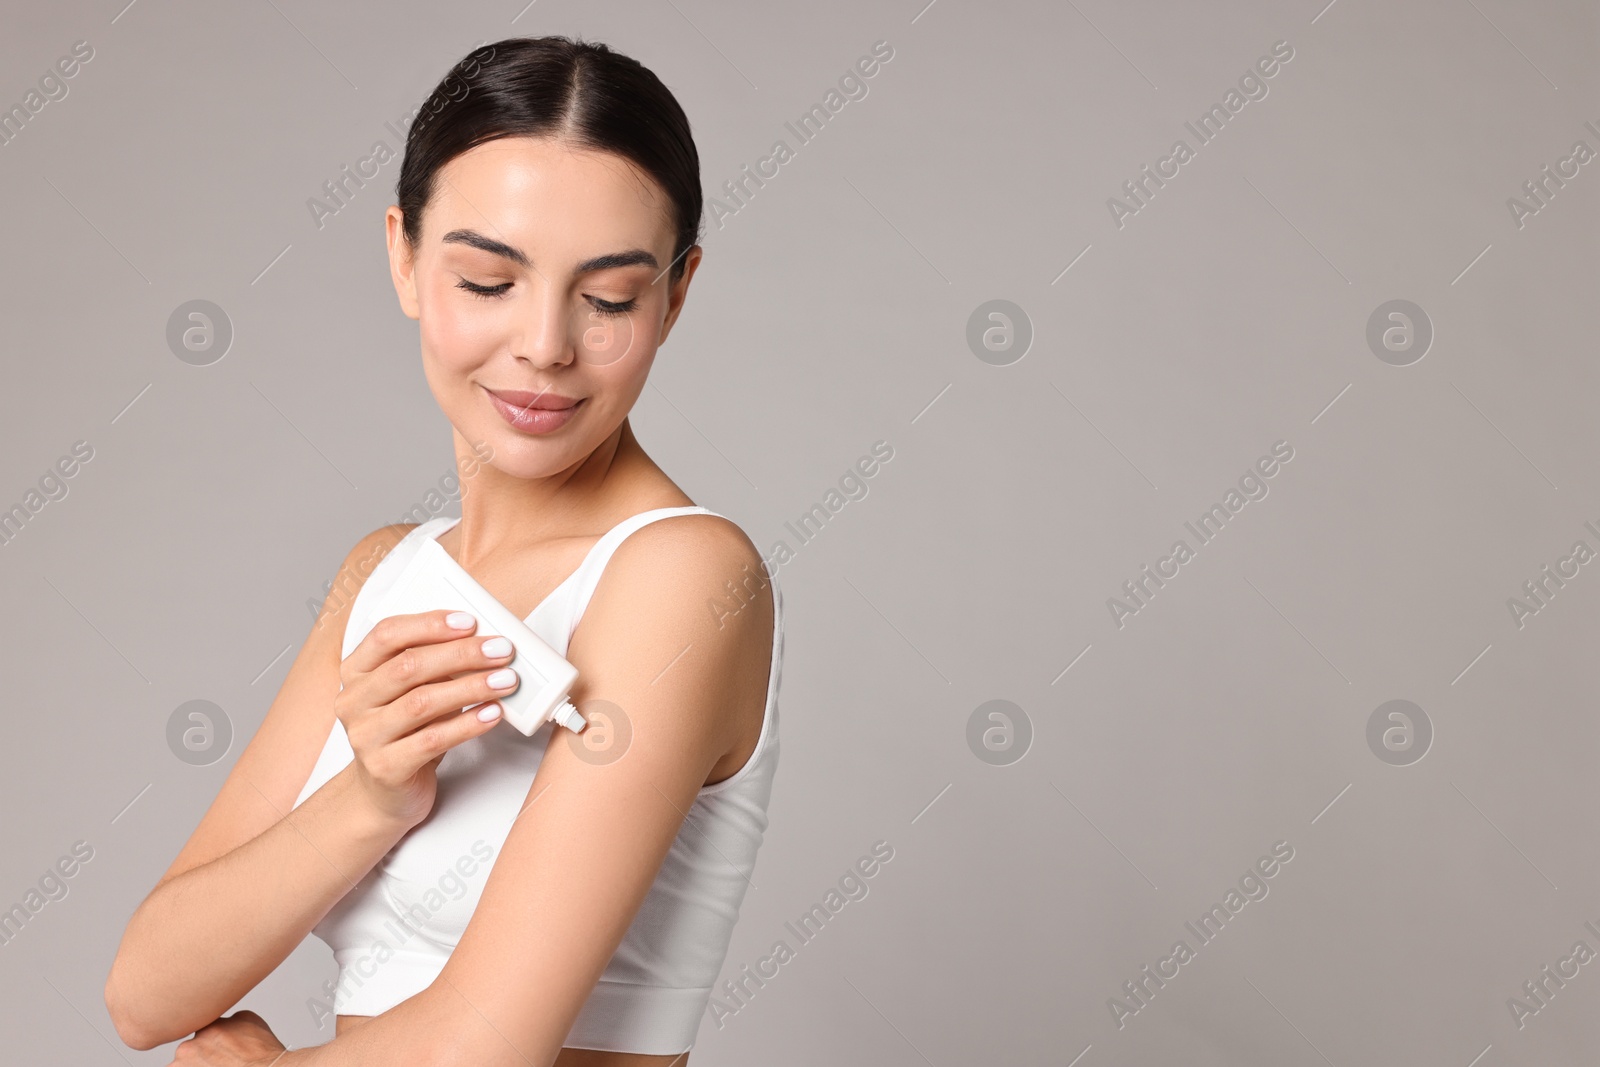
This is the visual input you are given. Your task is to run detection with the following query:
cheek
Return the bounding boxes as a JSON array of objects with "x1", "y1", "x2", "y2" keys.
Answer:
[
  {"x1": 588, "y1": 340, "x2": 657, "y2": 404},
  {"x1": 565, "y1": 297, "x2": 656, "y2": 374},
  {"x1": 421, "y1": 288, "x2": 503, "y2": 363}
]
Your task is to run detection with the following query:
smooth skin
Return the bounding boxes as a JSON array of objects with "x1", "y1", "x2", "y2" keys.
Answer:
[{"x1": 104, "y1": 136, "x2": 776, "y2": 1067}]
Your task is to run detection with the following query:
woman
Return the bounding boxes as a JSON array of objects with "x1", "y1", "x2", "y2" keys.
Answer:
[{"x1": 104, "y1": 35, "x2": 783, "y2": 1067}]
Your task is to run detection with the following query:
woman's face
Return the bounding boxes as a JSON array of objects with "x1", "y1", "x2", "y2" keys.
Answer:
[{"x1": 385, "y1": 135, "x2": 700, "y2": 476}]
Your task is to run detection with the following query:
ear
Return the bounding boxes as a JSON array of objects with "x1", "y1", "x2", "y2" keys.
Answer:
[
  {"x1": 385, "y1": 206, "x2": 421, "y2": 321},
  {"x1": 656, "y1": 245, "x2": 703, "y2": 347}
]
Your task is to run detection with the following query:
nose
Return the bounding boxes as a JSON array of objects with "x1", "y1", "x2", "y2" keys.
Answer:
[{"x1": 510, "y1": 282, "x2": 575, "y2": 370}]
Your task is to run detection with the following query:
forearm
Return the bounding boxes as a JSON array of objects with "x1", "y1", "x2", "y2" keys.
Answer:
[
  {"x1": 279, "y1": 985, "x2": 559, "y2": 1067},
  {"x1": 108, "y1": 767, "x2": 411, "y2": 1049}
]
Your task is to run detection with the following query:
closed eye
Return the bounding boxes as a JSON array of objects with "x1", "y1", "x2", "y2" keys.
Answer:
[
  {"x1": 454, "y1": 279, "x2": 635, "y2": 318},
  {"x1": 457, "y1": 278, "x2": 512, "y2": 300},
  {"x1": 587, "y1": 295, "x2": 637, "y2": 317}
]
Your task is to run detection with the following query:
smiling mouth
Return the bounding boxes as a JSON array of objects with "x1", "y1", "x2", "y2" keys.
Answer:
[
  {"x1": 483, "y1": 386, "x2": 583, "y2": 411},
  {"x1": 483, "y1": 387, "x2": 586, "y2": 434}
]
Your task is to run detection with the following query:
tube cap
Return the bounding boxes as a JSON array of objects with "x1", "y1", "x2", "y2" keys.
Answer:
[{"x1": 551, "y1": 698, "x2": 587, "y2": 733}]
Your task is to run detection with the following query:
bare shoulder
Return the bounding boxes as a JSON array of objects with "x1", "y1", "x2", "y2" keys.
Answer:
[
  {"x1": 568, "y1": 512, "x2": 775, "y2": 747},
  {"x1": 313, "y1": 523, "x2": 420, "y2": 632},
  {"x1": 600, "y1": 512, "x2": 772, "y2": 632},
  {"x1": 621, "y1": 511, "x2": 763, "y2": 566},
  {"x1": 352, "y1": 521, "x2": 420, "y2": 561}
]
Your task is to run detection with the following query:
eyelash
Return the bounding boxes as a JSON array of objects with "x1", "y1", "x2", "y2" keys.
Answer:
[{"x1": 454, "y1": 279, "x2": 637, "y2": 317}]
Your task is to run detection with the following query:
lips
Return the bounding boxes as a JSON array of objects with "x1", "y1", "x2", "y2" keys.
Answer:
[
  {"x1": 485, "y1": 387, "x2": 581, "y2": 411},
  {"x1": 483, "y1": 386, "x2": 585, "y2": 435}
]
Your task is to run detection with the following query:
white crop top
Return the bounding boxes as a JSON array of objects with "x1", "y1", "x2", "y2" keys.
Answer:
[{"x1": 291, "y1": 506, "x2": 783, "y2": 1054}]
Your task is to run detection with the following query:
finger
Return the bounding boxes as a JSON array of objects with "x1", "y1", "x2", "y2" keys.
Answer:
[
  {"x1": 384, "y1": 699, "x2": 505, "y2": 777},
  {"x1": 369, "y1": 625, "x2": 513, "y2": 707},
  {"x1": 352, "y1": 619, "x2": 516, "y2": 715},
  {"x1": 342, "y1": 609, "x2": 479, "y2": 678},
  {"x1": 366, "y1": 665, "x2": 522, "y2": 748}
]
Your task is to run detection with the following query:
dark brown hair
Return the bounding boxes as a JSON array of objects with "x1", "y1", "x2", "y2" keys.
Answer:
[{"x1": 396, "y1": 36, "x2": 703, "y2": 282}]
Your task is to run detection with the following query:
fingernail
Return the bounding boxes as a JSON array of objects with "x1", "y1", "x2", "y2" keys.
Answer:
[
  {"x1": 481, "y1": 636, "x2": 513, "y2": 658},
  {"x1": 477, "y1": 703, "x2": 502, "y2": 722},
  {"x1": 486, "y1": 668, "x2": 517, "y2": 689},
  {"x1": 447, "y1": 612, "x2": 476, "y2": 629}
]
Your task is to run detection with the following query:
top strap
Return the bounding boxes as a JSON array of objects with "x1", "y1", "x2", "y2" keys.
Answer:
[
  {"x1": 564, "y1": 506, "x2": 723, "y2": 641},
  {"x1": 342, "y1": 517, "x2": 459, "y2": 655}
]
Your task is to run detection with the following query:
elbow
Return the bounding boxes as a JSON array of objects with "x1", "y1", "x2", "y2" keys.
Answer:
[{"x1": 104, "y1": 958, "x2": 175, "y2": 1052}]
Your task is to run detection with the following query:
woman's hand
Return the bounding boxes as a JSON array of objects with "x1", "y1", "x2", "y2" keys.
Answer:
[
  {"x1": 336, "y1": 609, "x2": 519, "y2": 829},
  {"x1": 169, "y1": 1010, "x2": 286, "y2": 1065}
]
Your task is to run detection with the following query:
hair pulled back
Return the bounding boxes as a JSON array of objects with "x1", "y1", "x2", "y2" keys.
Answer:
[{"x1": 396, "y1": 36, "x2": 703, "y2": 283}]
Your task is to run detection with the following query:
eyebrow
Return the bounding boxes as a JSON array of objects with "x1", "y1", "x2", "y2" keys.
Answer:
[{"x1": 440, "y1": 229, "x2": 660, "y2": 274}]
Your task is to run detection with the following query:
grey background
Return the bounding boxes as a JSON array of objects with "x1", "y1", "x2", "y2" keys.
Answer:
[{"x1": 1, "y1": 0, "x2": 1595, "y2": 1064}]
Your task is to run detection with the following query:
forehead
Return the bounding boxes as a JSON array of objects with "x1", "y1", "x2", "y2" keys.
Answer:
[{"x1": 426, "y1": 136, "x2": 672, "y2": 254}]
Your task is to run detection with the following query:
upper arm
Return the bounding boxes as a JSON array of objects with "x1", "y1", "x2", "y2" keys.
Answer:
[
  {"x1": 425, "y1": 515, "x2": 773, "y2": 1065},
  {"x1": 151, "y1": 523, "x2": 415, "y2": 891}
]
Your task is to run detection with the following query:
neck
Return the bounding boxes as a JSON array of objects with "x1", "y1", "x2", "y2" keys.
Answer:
[{"x1": 446, "y1": 418, "x2": 646, "y2": 567}]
